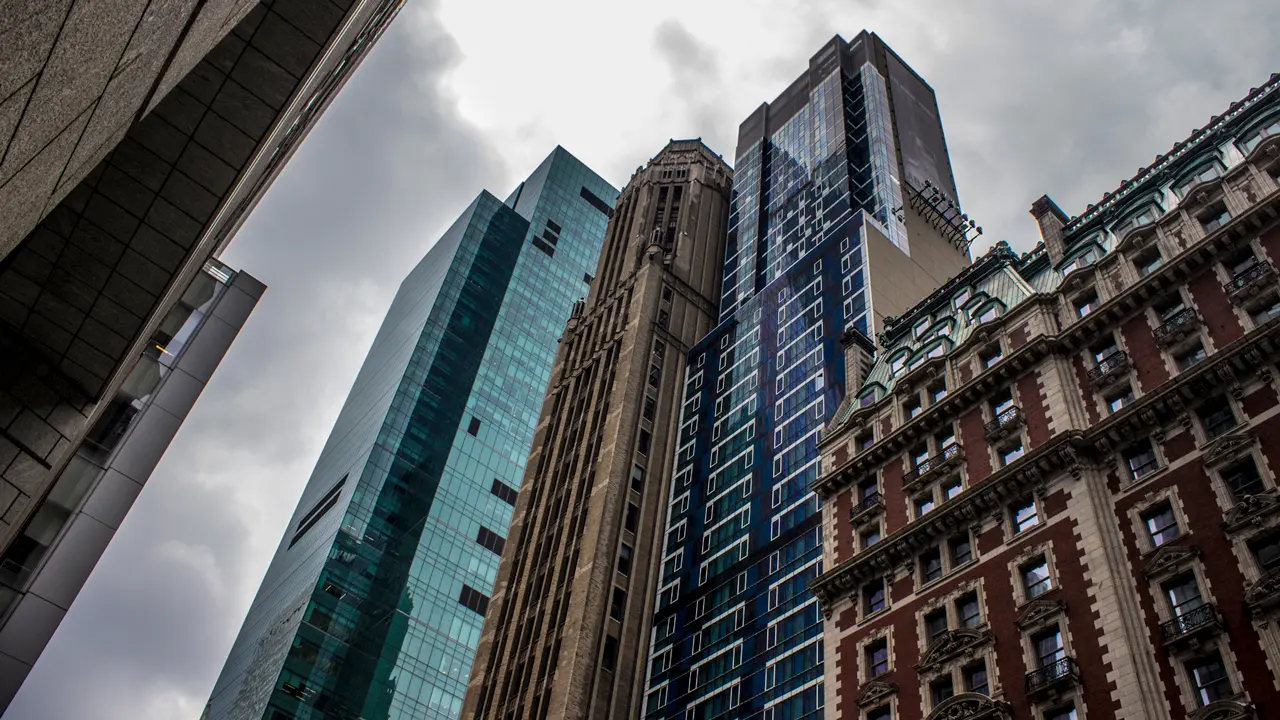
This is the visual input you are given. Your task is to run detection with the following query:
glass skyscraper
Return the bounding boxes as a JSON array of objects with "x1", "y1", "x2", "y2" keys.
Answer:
[
  {"x1": 643, "y1": 33, "x2": 974, "y2": 720},
  {"x1": 205, "y1": 147, "x2": 616, "y2": 720}
]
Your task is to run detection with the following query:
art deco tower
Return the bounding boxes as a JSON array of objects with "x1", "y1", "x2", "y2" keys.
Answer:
[{"x1": 463, "y1": 140, "x2": 733, "y2": 720}]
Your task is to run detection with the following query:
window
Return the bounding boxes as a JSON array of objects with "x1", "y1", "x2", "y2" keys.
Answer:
[
  {"x1": 1125, "y1": 440, "x2": 1161, "y2": 480},
  {"x1": 476, "y1": 526, "x2": 506, "y2": 555},
  {"x1": 990, "y1": 388, "x2": 1015, "y2": 416},
  {"x1": 1225, "y1": 247, "x2": 1258, "y2": 278},
  {"x1": 904, "y1": 395, "x2": 922, "y2": 420},
  {"x1": 1222, "y1": 457, "x2": 1265, "y2": 501},
  {"x1": 1197, "y1": 396, "x2": 1236, "y2": 440},
  {"x1": 662, "y1": 285, "x2": 673, "y2": 302},
  {"x1": 999, "y1": 440, "x2": 1025, "y2": 467},
  {"x1": 467, "y1": 417, "x2": 481, "y2": 436},
  {"x1": 979, "y1": 344, "x2": 1003, "y2": 369},
  {"x1": 610, "y1": 587, "x2": 627, "y2": 621},
  {"x1": 1061, "y1": 247, "x2": 1100, "y2": 275},
  {"x1": 631, "y1": 464, "x2": 645, "y2": 493},
  {"x1": 861, "y1": 526, "x2": 882, "y2": 549},
  {"x1": 1022, "y1": 557, "x2": 1053, "y2": 600},
  {"x1": 1241, "y1": 117, "x2": 1280, "y2": 154},
  {"x1": 1175, "y1": 341, "x2": 1207, "y2": 371},
  {"x1": 459, "y1": 584, "x2": 490, "y2": 615},
  {"x1": 1199, "y1": 202, "x2": 1232, "y2": 234},
  {"x1": 643, "y1": 396, "x2": 656, "y2": 421},
  {"x1": 866, "y1": 638, "x2": 889, "y2": 677},
  {"x1": 857, "y1": 431, "x2": 875, "y2": 451},
  {"x1": 1033, "y1": 626, "x2": 1065, "y2": 667},
  {"x1": 638, "y1": 429, "x2": 652, "y2": 455},
  {"x1": 868, "y1": 708, "x2": 891, "y2": 720},
  {"x1": 618, "y1": 544, "x2": 633, "y2": 576},
  {"x1": 911, "y1": 444, "x2": 930, "y2": 470},
  {"x1": 649, "y1": 364, "x2": 661, "y2": 388},
  {"x1": 957, "y1": 593, "x2": 982, "y2": 628},
  {"x1": 963, "y1": 660, "x2": 990, "y2": 696},
  {"x1": 603, "y1": 635, "x2": 618, "y2": 671},
  {"x1": 942, "y1": 477, "x2": 963, "y2": 502},
  {"x1": 858, "y1": 477, "x2": 879, "y2": 501},
  {"x1": 1135, "y1": 247, "x2": 1164, "y2": 277},
  {"x1": 953, "y1": 287, "x2": 972, "y2": 307},
  {"x1": 1250, "y1": 294, "x2": 1280, "y2": 326},
  {"x1": 1074, "y1": 289, "x2": 1099, "y2": 318},
  {"x1": 657, "y1": 310, "x2": 669, "y2": 328},
  {"x1": 950, "y1": 534, "x2": 973, "y2": 566},
  {"x1": 920, "y1": 547, "x2": 943, "y2": 584},
  {"x1": 915, "y1": 493, "x2": 936, "y2": 518},
  {"x1": 1046, "y1": 704, "x2": 1079, "y2": 720},
  {"x1": 1143, "y1": 502, "x2": 1181, "y2": 547},
  {"x1": 1186, "y1": 652, "x2": 1233, "y2": 706},
  {"x1": 1249, "y1": 531, "x2": 1280, "y2": 572},
  {"x1": 1105, "y1": 384, "x2": 1136, "y2": 414},
  {"x1": 935, "y1": 428, "x2": 957, "y2": 452},
  {"x1": 929, "y1": 382, "x2": 948, "y2": 405},
  {"x1": 1092, "y1": 336, "x2": 1120, "y2": 364},
  {"x1": 1164, "y1": 574, "x2": 1204, "y2": 618},
  {"x1": 864, "y1": 578, "x2": 886, "y2": 615},
  {"x1": 491, "y1": 478, "x2": 519, "y2": 506},
  {"x1": 930, "y1": 675, "x2": 955, "y2": 706},
  {"x1": 924, "y1": 608, "x2": 948, "y2": 641},
  {"x1": 1011, "y1": 498, "x2": 1040, "y2": 534},
  {"x1": 625, "y1": 503, "x2": 639, "y2": 533}
]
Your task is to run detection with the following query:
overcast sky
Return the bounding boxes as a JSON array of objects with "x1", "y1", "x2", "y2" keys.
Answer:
[{"x1": 8, "y1": 1, "x2": 1280, "y2": 718}]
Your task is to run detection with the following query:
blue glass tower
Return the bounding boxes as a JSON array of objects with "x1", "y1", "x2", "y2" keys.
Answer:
[
  {"x1": 643, "y1": 34, "x2": 974, "y2": 720},
  {"x1": 205, "y1": 147, "x2": 617, "y2": 720}
]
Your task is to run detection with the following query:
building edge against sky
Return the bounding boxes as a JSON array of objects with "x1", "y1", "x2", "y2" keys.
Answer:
[
  {"x1": 204, "y1": 147, "x2": 617, "y2": 719},
  {"x1": 640, "y1": 33, "x2": 974, "y2": 720},
  {"x1": 0, "y1": 260, "x2": 265, "y2": 710}
]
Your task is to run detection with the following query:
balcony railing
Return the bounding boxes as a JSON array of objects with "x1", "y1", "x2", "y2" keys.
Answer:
[
  {"x1": 1153, "y1": 308, "x2": 1201, "y2": 347},
  {"x1": 903, "y1": 444, "x2": 963, "y2": 488},
  {"x1": 984, "y1": 406, "x2": 1025, "y2": 441},
  {"x1": 1160, "y1": 603, "x2": 1222, "y2": 647},
  {"x1": 852, "y1": 491, "x2": 884, "y2": 522},
  {"x1": 1025, "y1": 657, "x2": 1079, "y2": 699},
  {"x1": 1224, "y1": 260, "x2": 1277, "y2": 301},
  {"x1": 1087, "y1": 351, "x2": 1131, "y2": 388}
]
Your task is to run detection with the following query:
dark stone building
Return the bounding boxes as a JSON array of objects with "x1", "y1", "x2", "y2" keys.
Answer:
[{"x1": 815, "y1": 74, "x2": 1280, "y2": 720}]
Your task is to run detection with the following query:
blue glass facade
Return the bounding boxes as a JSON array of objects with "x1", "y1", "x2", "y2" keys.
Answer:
[
  {"x1": 205, "y1": 147, "x2": 616, "y2": 720},
  {"x1": 644, "y1": 34, "x2": 960, "y2": 720}
]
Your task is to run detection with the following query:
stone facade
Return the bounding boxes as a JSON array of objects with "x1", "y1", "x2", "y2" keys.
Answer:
[
  {"x1": 463, "y1": 140, "x2": 733, "y2": 720},
  {"x1": 816, "y1": 76, "x2": 1280, "y2": 720}
]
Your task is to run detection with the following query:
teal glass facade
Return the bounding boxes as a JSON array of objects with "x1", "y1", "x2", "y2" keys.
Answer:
[{"x1": 205, "y1": 148, "x2": 616, "y2": 720}]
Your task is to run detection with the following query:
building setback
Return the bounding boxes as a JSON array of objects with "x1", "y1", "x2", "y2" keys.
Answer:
[
  {"x1": 640, "y1": 33, "x2": 973, "y2": 720},
  {"x1": 0, "y1": 1, "x2": 402, "y2": 711},
  {"x1": 204, "y1": 147, "x2": 617, "y2": 720},
  {"x1": 815, "y1": 75, "x2": 1280, "y2": 719},
  {"x1": 463, "y1": 139, "x2": 733, "y2": 720},
  {"x1": 0, "y1": 259, "x2": 264, "y2": 706}
]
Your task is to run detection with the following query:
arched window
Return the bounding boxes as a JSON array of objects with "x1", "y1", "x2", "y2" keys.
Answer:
[
  {"x1": 1171, "y1": 159, "x2": 1225, "y2": 199},
  {"x1": 1238, "y1": 112, "x2": 1280, "y2": 155},
  {"x1": 972, "y1": 300, "x2": 1005, "y2": 325}
]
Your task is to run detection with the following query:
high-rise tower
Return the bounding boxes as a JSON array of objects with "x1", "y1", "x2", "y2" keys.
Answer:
[
  {"x1": 203, "y1": 147, "x2": 617, "y2": 719},
  {"x1": 463, "y1": 140, "x2": 734, "y2": 720},
  {"x1": 640, "y1": 33, "x2": 975, "y2": 720}
]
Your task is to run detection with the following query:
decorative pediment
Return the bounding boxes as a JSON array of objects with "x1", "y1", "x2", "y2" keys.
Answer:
[
  {"x1": 925, "y1": 693, "x2": 1012, "y2": 720},
  {"x1": 1143, "y1": 544, "x2": 1200, "y2": 579},
  {"x1": 1017, "y1": 598, "x2": 1067, "y2": 630},
  {"x1": 1222, "y1": 489, "x2": 1280, "y2": 532},
  {"x1": 915, "y1": 628, "x2": 994, "y2": 674},
  {"x1": 855, "y1": 680, "x2": 898, "y2": 708},
  {"x1": 1244, "y1": 569, "x2": 1280, "y2": 617},
  {"x1": 1189, "y1": 698, "x2": 1256, "y2": 720},
  {"x1": 1203, "y1": 430, "x2": 1257, "y2": 468}
]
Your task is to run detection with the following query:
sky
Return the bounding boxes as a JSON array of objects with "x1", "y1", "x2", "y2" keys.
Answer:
[{"x1": 7, "y1": 1, "x2": 1280, "y2": 718}]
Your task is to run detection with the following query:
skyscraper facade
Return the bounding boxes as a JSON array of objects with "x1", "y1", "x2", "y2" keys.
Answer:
[
  {"x1": 463, "y1": 140, "x2": 734, "y2": 720},
  {"x1": 204, "y1": 147, "x2": 617, "y2": 720},
  {"x1": 641, "y1": 34, "x2": 975, "y2": 720},
  {"x1": 0, "y1": 258, "x2": 264, "y2": 707},
  {"x1": 815, "y1": 74, "x2": 1280, "y2": 720},
  {"x1": 0, "y1": 0, "x2": 405, "y2": 647}
]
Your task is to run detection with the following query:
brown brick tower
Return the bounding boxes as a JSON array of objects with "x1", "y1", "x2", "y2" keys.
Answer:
[{"x1": 462, "y1": 140, "x2": 732, "y2": 719}]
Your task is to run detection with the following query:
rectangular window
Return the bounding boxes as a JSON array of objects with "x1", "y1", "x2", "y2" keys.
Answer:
[
  {"x1": 1186, "y1": 652, "x2": 1233, "y2": 706},
  {"x1": 964, "y1": 660, "x2": 990, "y2": 696},
  {"x1": 468, "y1": 416, "x2": 481, "y2": 436},
  {"x1": 857, "y1": 432, "x2": 875, "y2": 451},
  {"x1": 288, "y1": 475, "x2": 348, "y2": 548},
  {"x1": 610, "y1": 587, "x2": 627, "y2": 621},
  {"x1": 631, "y1": 464, "x2": 645, "y2": 493},
  {"x1": 1135, "y1": 247, "x2": 1163, "y2": 277},
  {"x1": 1125, "y1": 440, "x2": 1161, "y2": 480},
  {"x1": 861, "y1": 526, "x2": 882, "y2": 549},
  {"x1": 904, "y1": 396, "x2": 922, "y2": 420},
  {"x1": 1012, "y1": 497, "x2": 1040, "y2": 534},
  {"x1": 490, "y1": 478, "x2": 519, "y2": 506},
  {"x1": 649, "y1": 364, "x2": 661, "y2": 388},
  {"x1": 638, "y1": 429, "x2": 652, "y2": 455},
  {"x1": 625, "y1": 503, "x2": 639, "y2": 533},
  {"x1": 929, "y1": 382, "x2": 948, "y2": 405},
  {"x1": 979, "y1": 344, "x2": 1003, "y2": 369},
  {"x1": 1074, "y1": 289, "x2": 1099, "y2": 317},
  {"x1": 868, "y1": 708, "x2": 891, "y2": 720},
  {"x1": 957, "y1": 593, "x2": 981, "y2": 628},
  {"x1": 1033, "y1": 626, "x2": 1064, "y2": 667},
  {"x1": 1046, "y1": 705, "x2": 1079, "y2": 720},
  {"x1": 920, "y1": 547, "x2": 943, "y2": 584},
  {"x1": 942, "y1": 477, "x2": 963, "y2": 502},
  {"x1": 915, "y1": 493, "x2": 936, "y2": 518},
  {"x1": 1222, "y1": 457, "x2": 1265, "y2": 501},
  {"x1": 1105, "y1": 384, "x2": 1136, "y2": 414},
  {"x1": 618, "y1": 544, "x2": 633, "y2": 576},
  {"x1": 950, "y1": 534, "x2": 973, "y2": 566},
  {"x1": 924, "y1": 608, "x2": 948, "y2": 641},
  {"x1": 863, "y1": 578, "x2": 886, "y2": 615},
  {"x1": 1175, "y1": 341, "x2": 1207, "y2": 371},
  {"x1": 476, "y1": 526, "x2": 506, "y2": 556},
  {"x1": 1249, "y1": 531, "x2": 1280, "y2": 572},
  {"x1": 1249, "y1": 294, "x2": 1280, "y2": 326},
  {"x1": 1023, "y1": 557, "x2": 1053, "y2": 600},
  {"x1": 643, "y1": 396, "x2": 656, "y2": 421},
  {"x1": 999, "y1": 440, "x2": 1025, "y2": 467},
  {"x1": 866, "y1": 638, "x2": 889, "y2": 677},
  {"x1": 1198, "y1": 202, "x2": 1232, "y2": 234},
  {"x1": 930, "y1": 675, "x2": 955, "y2": 706},
  {"x1": 459, "y1": 584, "x2": 490, "y2": 615},
  {"x1": 1143, "y1": 502, "x2": 1180, "y2": 547},
  {"x1": 1164, "y1": 573, "x2": 1204, "y2": 617},
  {"x1": 603, "y1": 635, "x2": 618, "y2": 671},
  {"x1": 990, "y1": 388, "x2": 1015, "y2": 416}
]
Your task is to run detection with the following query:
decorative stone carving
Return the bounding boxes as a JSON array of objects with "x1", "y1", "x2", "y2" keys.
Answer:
[
  {"x1": 1017, "y1": 598, "x2": 1067, "y2": 630},
  {"x1": 915, "y1": 628, "x2": 994, "y2": 674},
  {"x1": 924, "y1": 693, "x2": 1012, "y2": 720},
  {"x1": 1244, "y1": 569, "x2": 1280, "y2": 619},
  {"x1": 1222, "y1": 489, "x2": 1280, "y2": 532},
  {"x1": 1188, "y1": 698, "x2": 1256, "y2": 720},
  {"x1": 855, "y1": 680, "x2": 898, "y2": 708},
  {"x1": 1143, "y1": 544, "x2": 1200, "y2": 579},
  {"x1": 1202, "y1": 430, "x2": 1256, "y2": 468}
]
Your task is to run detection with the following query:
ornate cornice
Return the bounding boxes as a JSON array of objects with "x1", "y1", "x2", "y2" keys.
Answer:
[
  {"x1": 855, "y1": 680, "x2": 898, "y2": 708},
  {"x1": 915, "y1": 628, "x2": 994, "y2": 674},
  {"x1": 1202, "y1": 430, "x2": 1257, "y2": 468},
  {"x1": 1223, "y1": 489, "x2": 1280, "y2": 533},
  {"x1": 1188, "y1": 698, "x2": 1256, "y2": 720},
  {"x1": 1143, "y1": 544, "x2": 1201, "y2": 579},
  {"x1": 924, "y1": 693, "x2": 1012, "y2": 720},
  {"x1": 1245, "y1": 569, "x2": 1280, "y2": 620},
  {"x1": 1016, "y1": 598, "x2": 1067, "y2": 631}
]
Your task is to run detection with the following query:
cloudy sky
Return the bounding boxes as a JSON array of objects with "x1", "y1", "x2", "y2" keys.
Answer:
[{"x1": 8, "y1": 1, "x2": 1280, "y2": 718}]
